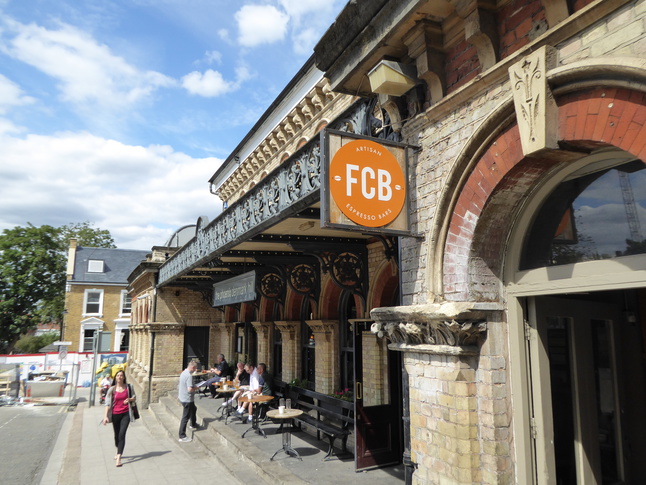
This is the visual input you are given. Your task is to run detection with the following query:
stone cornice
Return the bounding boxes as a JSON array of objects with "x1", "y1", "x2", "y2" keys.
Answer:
[
  {"x1": 217, "y1": 79, "x2": 345, "y2": 204},
  {"x1": 134, "y1": 322, "x2": 185, "y2": 333},
  {"x1": 370, "y1": 302, "x2": 497, "y2": 347}
]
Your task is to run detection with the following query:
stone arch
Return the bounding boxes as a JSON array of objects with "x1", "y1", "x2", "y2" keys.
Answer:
[{"x1": 441, "y1": 86, "x2": 646, "y2": 302}]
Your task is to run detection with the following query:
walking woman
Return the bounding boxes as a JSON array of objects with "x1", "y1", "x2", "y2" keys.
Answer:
[{"x1": 102, "y1": 370, "x2": 136, "y2": 467}]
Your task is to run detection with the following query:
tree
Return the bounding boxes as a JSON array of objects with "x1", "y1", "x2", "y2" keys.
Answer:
[
  {"x1": 14, "y1": 332, "x2": 60, "y2": 354},
  {"x1": 0, "y1": 222, "x2": 115, "y2": 352},
  {"x1": 58, "y1": 221, "x2": 116, "y2": 250}
]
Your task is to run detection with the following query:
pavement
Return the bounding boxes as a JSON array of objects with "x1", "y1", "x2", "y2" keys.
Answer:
[{"x1": 35, "y1": 386, "x2": 405, "y2": 485}]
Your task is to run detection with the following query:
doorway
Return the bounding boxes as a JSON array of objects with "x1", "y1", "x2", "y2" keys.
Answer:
[
  {"x1": 524, "y1": 291, "x2": 646, "y2": 484},
  {"x1": 352, "y1": 319, "x2": 403, "y2": 471},
  {"x1": 184, "y1": 326, "x2": 209, "y2": 370}
]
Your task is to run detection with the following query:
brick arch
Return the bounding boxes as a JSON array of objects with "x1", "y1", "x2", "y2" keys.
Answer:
[
  {"x1": 320, "y1": 276, "x2": 342, "y2": 320},
  {"x1": 443, "y1": 87, "x2": 646, "y2": 301},
  {"x1": 369, "y1": 259, "x2": 399, "y2": 308},
  {"x1": 259, "y1": 297, "x2": 281, "y2": 321}
]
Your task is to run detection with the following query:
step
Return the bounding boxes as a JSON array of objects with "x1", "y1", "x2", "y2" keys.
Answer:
[{"x1": 154, "y1": 395, "x2": 306, "y2": 485}]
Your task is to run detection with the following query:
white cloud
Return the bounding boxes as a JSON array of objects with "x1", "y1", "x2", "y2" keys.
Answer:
[
  {"x1": 235, "y1": 5, "x2": 289, "y2": 47},
  {"x1": 181, "y1": 69, "x2": 234, "y2": 97},
  {"x1": 1, "y1": 18, "x2": 175, "y2": 108},
  {"x1": 0, "y1": 73, "x2": 34, "y2": 114},
  {"x1": 204, "y1": 50, "x2": 222, "y2": 65},
  {"x1": 0, "y1": 131, "x2": 222, "y2": 249},
  {"x1": 278, "y1": 0, "x2": 323, "y2": 18}
]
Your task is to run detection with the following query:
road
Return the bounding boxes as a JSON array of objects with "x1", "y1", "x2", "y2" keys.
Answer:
[{"x1": 0, "y1": 403, "x2": 67, "y2": 485}]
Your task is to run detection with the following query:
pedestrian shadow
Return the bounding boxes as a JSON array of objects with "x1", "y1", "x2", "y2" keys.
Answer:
[{"x1": 125, "y1": 450, "x2": 171, "y2": 463}]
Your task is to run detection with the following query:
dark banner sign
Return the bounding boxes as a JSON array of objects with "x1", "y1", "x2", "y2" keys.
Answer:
[
  {"x1": 212, "y1": 270, "x2": 257, "y2": 307},
  {"x1": 321, "y1": 129, "x2": 411, "y2": 236}
]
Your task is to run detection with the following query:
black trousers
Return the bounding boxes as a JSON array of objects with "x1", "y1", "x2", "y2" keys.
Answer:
[
  {"x1": 179, "y1": 401, "x2": 197, "y2": 438},
  {"x1": 112, "y1": 411, "x2": 130, "y2": 455}
]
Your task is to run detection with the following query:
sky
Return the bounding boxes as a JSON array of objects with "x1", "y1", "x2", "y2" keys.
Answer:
[{"x1": 0, "y1": 0, "x2": 346, "y2": 250}]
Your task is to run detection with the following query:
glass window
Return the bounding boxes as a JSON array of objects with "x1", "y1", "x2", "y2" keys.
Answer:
[
  {"x1": 83, "y1": 329, "x2": 95, "y2": 352},
  {"x1": 272, "y1": 326, "x2": 283, "y2": 380},
  {"x1": 119, "y1": 329, "x2": 130, "y2": 352},
  {"x1": 84, "y1": 290, "x2": 103, "y2": 315},
  {"x1": 521, "y1": 160, "x2": 646, "y2": 269},
  {"x1": 120, "y1": 290, "x2": 132, "y2": 314},
  {"x1": 87, "y1": 260, "x2": 104, "y2": 272}
]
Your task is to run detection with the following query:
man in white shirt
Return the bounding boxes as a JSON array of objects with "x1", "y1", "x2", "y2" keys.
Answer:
[{"x1": 236, "y1": 363, "x2": 260, "y2": 422}]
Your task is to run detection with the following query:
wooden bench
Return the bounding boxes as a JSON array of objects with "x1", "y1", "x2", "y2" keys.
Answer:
[{"x1": 286, "y1": 386, "x2": 354, "y2": 461}]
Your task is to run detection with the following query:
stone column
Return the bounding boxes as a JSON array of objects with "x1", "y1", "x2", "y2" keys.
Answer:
[
  {"x1": 251, "y1": 321, "x2": 273, "y2": 366},
  {"x1": 305, "y1": 320, "x2": 338, "y2": 394},
  {"x1": 275, "y1": 321, "x2": 301, "y2": 383}
]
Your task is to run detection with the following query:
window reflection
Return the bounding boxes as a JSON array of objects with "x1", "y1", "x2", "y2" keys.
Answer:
[{"x1": 521, "y1": 160, "x2": 646, "y2": 269}]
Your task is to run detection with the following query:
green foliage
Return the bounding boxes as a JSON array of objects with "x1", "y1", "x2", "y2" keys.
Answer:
[
  {"x1": 289, "y1": 378, "x2": 310, "y2": 389},
  {"x1": 0, "y1": 221, "x2": 115, "y2": 352},
  {"x1": 58, "y1": 221, "x2": 116, "y2": 250},
  {"x1": 14, "y1": 332, "x2": 60, "y2": 354}
]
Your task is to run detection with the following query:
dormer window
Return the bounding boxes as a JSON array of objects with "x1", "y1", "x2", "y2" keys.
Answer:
[{"x1": 88, "y1": 260, "x2": 104, "y2": 273}]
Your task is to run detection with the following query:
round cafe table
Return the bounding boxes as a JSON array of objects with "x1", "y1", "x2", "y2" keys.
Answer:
[
  {"x1": 238, "y1": 394, "x2": 274, "y2": 438},
  {"x1": 266, "y1": 408, "x2": 304, "y2": 461},
  {"x1": 215, "y1": 386, "x2": 237, "y2": 423}
]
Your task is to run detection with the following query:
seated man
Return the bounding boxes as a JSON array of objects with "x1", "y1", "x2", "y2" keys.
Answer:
[
  {"x1": 239, "y1": 363, "x2": 274, "y2": 422},
  {"x1": 196, "y1": 353, "x2": 230, "y2": 398},
  {"x1": 236, "y1": 363, "x2": 260, "y2": 422},
  {"x1": 222, "y1": 361, "x2": 249, "y2": 408}
]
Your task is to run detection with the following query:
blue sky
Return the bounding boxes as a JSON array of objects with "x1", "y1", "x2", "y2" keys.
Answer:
[{"x1": 0, "y1": 0, "x2": 346, "y2": 249}]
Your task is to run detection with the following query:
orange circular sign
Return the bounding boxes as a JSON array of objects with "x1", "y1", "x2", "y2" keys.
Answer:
[{"x1": 329, "y1": 139, "x2": 405, "y2": 227}]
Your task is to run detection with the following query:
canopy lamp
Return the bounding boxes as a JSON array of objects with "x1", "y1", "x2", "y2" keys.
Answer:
[{"x1": 367, "y1": 59, "x2": 417, "y2": 96}]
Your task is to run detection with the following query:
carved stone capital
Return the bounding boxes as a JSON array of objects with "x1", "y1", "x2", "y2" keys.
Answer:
[
  {"x1": 305, "y1": 320, "x2": 336, "y2": 334},
  {"x1": 251, "y1": 321, "x2": 273, "y2": 335},
  {"x1": 370, "y1": 302, "x2": 490, "y2": 347},
  {"x1": 275, "y1": 321, "x2": 299, "y2": 339},
  {"x1": 509, "y1": 45, "x2": 559, "y2": 156}
]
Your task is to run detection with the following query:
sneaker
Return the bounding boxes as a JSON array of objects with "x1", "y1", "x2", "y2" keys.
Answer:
[
  {"x1": 178, "y1": 437, "x2": 192, "y2": 443},
  {"x1": 188, "y1": 424, "x2": 201, "y2": 430},
  {"x1": 220, "y1": 401, "x2": 228, "y2": 407},
  {"x1": 247, "y1": 415, "x2": 252, "y2": 422},
  {"x1": 236, "y1": 407, "x2": 244, "y2": 413}
]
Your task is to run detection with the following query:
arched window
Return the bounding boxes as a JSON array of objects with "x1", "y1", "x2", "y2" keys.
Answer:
[{"x1": 521, "y1": 158, "x2": 646, "y2": 270}]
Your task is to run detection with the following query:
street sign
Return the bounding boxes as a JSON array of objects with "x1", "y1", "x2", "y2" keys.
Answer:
[{"x1": 58, "y1": 345, "x2": 68, "y2": 360}]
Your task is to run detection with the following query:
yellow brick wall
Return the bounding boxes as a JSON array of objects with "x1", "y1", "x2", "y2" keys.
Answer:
[{"x1": 63, "y1": 283, "x2": 129, "y2": 351}]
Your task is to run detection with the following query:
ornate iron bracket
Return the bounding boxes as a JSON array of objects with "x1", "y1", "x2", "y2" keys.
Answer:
[
  {"x1": 287, "y1": 262, "x2": 320, "y2": 302},
  {"x1": 292, "y1": 243, "x2": 368, "y2": 302}
]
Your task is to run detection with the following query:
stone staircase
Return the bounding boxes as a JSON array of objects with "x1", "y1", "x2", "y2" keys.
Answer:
[{"x1": 147, "y1": 395, "x2": 307, "y2": 485}]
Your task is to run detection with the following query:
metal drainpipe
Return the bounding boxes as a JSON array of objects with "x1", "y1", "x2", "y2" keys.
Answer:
[
  {"x1": 397, "y1": 237, "x2": 416, "y2": 483},
  {"x1": 402, "y1": 361, "x2": 415, "y2": 484},
  {"x1": 147, "y1": 288, "x2": 158, "y2": 409}
]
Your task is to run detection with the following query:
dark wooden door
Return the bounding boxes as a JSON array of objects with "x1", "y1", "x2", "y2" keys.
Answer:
[
  {"x1": 353, "y1": 320, "x2": 401, "y2": 471},
  {"x1": 184, "y1": 326, "x2": 209, "y2": 370}
]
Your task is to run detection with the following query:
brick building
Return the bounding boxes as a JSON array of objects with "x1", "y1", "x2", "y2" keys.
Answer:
[
  {"x1": 63, "y1": 239, "x2": 148, "y2": 352},
  {"x1": 126, "y1": 1, "x2": 646, "y2": 483}
]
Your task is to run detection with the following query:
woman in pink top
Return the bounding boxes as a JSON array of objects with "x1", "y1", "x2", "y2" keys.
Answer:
[{"x1": 102, "y1": 370, "x2": 136, "y2": 467}]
